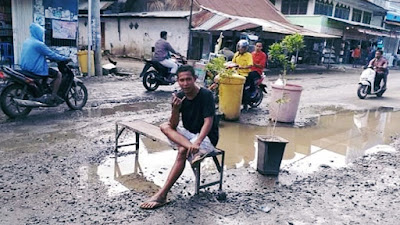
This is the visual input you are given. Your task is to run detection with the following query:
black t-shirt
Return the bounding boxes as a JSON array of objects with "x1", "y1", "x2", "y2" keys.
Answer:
[{"x1": 177, "y1": 87, "x2": 219, "y2": 146}]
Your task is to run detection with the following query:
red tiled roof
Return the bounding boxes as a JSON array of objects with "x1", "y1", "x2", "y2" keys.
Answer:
[{"x1": 194, "y1": 0, "x2": 291, "y2": 24}]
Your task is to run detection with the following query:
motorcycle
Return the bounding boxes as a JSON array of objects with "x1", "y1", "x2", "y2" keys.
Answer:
[
  {"x1": 0, "y1": 61, "x2": 88, "y2": 118},
  {"x1": 357, "y1": 66, "x2": 387, "y2": 99},
  {"x1": 242, "y1": 74, "x2": 268, "y2": 110},
  {"x1": 140, "y1": 54, "x2": 187, "y2": 91}
]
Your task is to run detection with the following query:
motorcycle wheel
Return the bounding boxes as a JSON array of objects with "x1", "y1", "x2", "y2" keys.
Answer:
[
  {"x1": 249, "y1": 88, "x2": 264, "y2": 108},
  {"x1": 143, "y1": 70, "x2": 160, "y2": 91},
  {"x1": 0, "y1": 84, "x2": 33, "y2": 118},
  {"x1": 66, "y1": 82, "x2": 88, "y2": 110},
  {"x1": 357, "y1": 85, "x2": 368, "y2": 99}
]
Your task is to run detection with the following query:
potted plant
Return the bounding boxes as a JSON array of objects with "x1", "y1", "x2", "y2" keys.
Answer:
[
  {"x1": 205, "y1": 56, "x2": 245, "y2": 121},
  {"x1": 268, "y1": 33, "x2": 305, "y2": 123},
  {"x1": 256, "y1": 33, "x2": 304, "y2": 175}
]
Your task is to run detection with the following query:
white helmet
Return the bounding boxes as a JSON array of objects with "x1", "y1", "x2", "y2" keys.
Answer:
[{"x1": 237, "y1": 40, "x2": 249, "y2": 51}]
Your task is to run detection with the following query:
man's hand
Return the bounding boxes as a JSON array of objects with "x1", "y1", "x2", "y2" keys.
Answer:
[
  {"x1": 186, "y1": 140, "x2": 201, "y2": 158},
  {"x1": 171, "y1": 92, "x2": 186, "y2": 110}
]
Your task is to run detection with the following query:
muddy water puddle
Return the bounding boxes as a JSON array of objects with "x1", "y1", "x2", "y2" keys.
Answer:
[
  {"x1": 96, "y1": 109, "x2": 400, "y2": 195},
  {"x1": 84, "y1": 102, "x2": 161, "y2": 117}
]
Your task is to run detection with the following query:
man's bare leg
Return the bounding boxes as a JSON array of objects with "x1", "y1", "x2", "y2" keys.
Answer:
[
  {"x1": 140, "y1": 146, "x2": 187, "y2": 209},
  {"x1": 160, "y1": 122, "x2": 193, "y2": 149},
  {"x1": 140, "y1": 122, "x2": 194, "y2": 209},
  {"x1": 52, "y1": 71, "x2": 62, "y2": 97}
]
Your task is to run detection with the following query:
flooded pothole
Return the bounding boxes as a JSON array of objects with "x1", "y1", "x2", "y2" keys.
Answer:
[
  {"x1": 83, "y1": 102, "x2": 162, "y2": 117},
  {"x1": 96, "y1": 109, "x2": 400, "y2": 195}
]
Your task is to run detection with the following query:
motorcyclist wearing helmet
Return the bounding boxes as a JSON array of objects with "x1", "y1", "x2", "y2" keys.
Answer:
[
  {"x1": 232, "y1": 40, "x2": 257, "y2": 107},
  {"x1": 232, "y1": 40, "x2": 253, "y2": 76}
]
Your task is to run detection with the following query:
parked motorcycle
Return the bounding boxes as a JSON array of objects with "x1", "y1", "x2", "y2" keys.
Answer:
[
  {"x1": 0, "y1": 61, "x2": 88, "y2": 118},
  {"x1": 140, "y1": 55, "x2": 187, "y2": 91},
  {"x1": 357, "y1": 66, "x2": 387, "y2": 99}
]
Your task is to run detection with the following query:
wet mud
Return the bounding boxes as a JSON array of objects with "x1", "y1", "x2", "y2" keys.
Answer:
[{"x1": 1, "y1": 62, "x2": 400, "y2": 224}]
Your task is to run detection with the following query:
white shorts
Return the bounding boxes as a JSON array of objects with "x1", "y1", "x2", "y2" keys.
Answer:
[{"x1": 168, "y1": 126, "x2": 217, "y2": 155}]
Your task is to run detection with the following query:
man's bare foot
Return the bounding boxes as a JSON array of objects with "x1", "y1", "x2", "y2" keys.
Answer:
[{"x1": 140, "y1": 195, "x2": 167, "y2": 210}]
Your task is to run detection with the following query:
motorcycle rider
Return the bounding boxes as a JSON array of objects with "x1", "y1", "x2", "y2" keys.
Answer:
[
  {"x1": 368, "y1": 49, "x2": 388, "y2": 90},
  {"x1": 20, "y1": 23, "x2": 71, "y2": 104},
  {"x1": 153, "y1": 31, "x2": 181, "y2": 82},
  {"x1": 231, "y1": 40, "x2": 254, "y2": 107},
  {"x1": 232, "y1": 40, "x2": 253, "y2": 77},
  {"x1": 249, "y1": 41, "x2": 267, "y2": 98}
]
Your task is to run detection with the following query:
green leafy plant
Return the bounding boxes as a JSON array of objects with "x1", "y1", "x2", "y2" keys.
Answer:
[
  {"x1": 205, "y1": 56, "x2": 234, "y2": 78},
  {"x1": 268, "y1": 34, "x2": 304, "y2": 136},
  {"x1": 282, "y1": 33, "x2": 305, "y2": 62},
  {"x1": 268, "y1": 33, "x2": 304, "y2": 79}
]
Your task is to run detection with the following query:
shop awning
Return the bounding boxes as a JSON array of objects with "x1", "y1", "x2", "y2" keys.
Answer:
[
  {"x1": 192, "y1": 8, "x2": 339, "y2": 38},
  {"x1": 357, "y1": 28, "x2": 391, "y2": 37}
]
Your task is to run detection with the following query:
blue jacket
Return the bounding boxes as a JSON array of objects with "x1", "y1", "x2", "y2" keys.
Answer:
[{"x1": 20, "y1": 23, "x2": 68, "y2": 76}]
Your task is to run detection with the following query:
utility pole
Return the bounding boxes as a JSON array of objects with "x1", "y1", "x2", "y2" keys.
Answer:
[
  {"x1": 87, "y1": 0, "x2": 92, "y2": 76},
  {"x1": 186, "y1": 0, "x2": 194, "y2": 59},
  {"x1": 92, "y1": 0, "x2": 102, "y2": 76}
]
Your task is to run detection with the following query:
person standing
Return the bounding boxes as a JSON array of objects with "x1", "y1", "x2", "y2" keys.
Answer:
[
  {"x1": 140, "y1": 65, "x2": 219, "y2": 210},
  {"x1": 153, "y1": 31, "x2": 181, "y2": 81},
  {"x1": 352, "y1": 45, "x2": 361, "y2": 68}
]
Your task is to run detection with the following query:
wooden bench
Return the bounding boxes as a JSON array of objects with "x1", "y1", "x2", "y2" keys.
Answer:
[{"x1": 115, "y1": 120, "x2": 225, "y2": 195}]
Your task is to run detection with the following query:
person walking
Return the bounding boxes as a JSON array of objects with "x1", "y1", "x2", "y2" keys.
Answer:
[{"x1": 352, "y1": 45, "x2": 361, "y2": 68}]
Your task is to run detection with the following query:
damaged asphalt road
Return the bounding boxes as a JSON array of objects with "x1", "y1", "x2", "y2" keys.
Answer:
[{"x1": 1, "y1": 61, "x2": 400, "y2": 224}]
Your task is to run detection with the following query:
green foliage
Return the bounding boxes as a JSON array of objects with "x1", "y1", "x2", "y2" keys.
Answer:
[
  {"x1": 282, "y1": 33, "x2": 305, "y2": 54},
  {"x1": 268, "y1": 33, "x2": 305, "y2": 77},
  {"x1": 205, "y1": 56, "x2": 234, "y2": 78},
  {"x1": 205, "y1": 56, "x2": 226, "y2": 76}
]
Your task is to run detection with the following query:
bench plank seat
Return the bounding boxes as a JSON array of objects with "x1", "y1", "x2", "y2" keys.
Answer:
[
  {"x1": 117, "y1": 121, "x2": 169, "y2": 144},
  {"x1": 115, "y1": 120, "x2": 224, "y2": 195}
]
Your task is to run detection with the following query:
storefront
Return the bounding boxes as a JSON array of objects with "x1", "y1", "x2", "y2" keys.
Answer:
[
  {"x1": 0, "y1": 0, "x2": 13, "y2": 65},
  {"x1": 11, "y1": 0, "x2": 79, "y2": 65}
]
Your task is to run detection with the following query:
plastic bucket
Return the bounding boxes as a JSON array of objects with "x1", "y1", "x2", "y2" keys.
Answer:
[
  {"x1": 269, "y1": 83, "x2": 303, "y2": 123},
  {"x1": 218, "y1": 74, "x2": 246, "y2": 121},
  {"x1": 77, "y1": 50, "x2": 94, "y2": 76}
]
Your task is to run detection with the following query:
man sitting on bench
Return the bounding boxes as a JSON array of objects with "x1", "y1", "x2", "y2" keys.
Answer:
[{"x1": 140, "y1": 65, "x2": 219, "y2": 210}]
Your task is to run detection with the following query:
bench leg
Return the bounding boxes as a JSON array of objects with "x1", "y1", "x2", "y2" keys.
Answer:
[
  {"x1": 192, "y1": 163, "x2": 201, "y2": 195},
  {"x1": 115, "y1": 124, "x2": 126, "y2": 152},
  {"x1": 219, "y1": 151, "x2": 225, "y2": 191},
  {"x1": 135, "y1": 132, "x2": 140, "y2": 167}
]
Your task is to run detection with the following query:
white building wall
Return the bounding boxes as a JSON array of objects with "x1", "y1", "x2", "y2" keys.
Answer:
[
  {"x1": 307, "y1": 0, "x2": 315, "y2": 15},
  {"x1": 79, "y1": 17, "x2": 189, "y2": 59},
  {"x1": 12, "y1": 0, "x2": 33, "y2": 65},
  {"x1": 275, "y1": 0, "x2": 282, "y2": 12},
  {"x1": 371, "y1": 15, "x2": 383, "y2": 27}
]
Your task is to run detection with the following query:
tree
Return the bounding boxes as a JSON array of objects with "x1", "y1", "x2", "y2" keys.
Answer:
[{"x1": 268, "y1": 33, "x2": 305, "y2": 78}]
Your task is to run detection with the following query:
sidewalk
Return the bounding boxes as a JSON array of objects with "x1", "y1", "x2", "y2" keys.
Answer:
[
  {"x1": 264, "y1": 63, "x2": 400, "y2": 76},
  {"x1": 264, "y1": 63, "x2": 361, "y2": 76}
]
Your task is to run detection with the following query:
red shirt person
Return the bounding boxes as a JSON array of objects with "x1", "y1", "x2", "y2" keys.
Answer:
[
  {"x1": 246, "y1": 42, "x2": 267, "y2": 98},
  {"x1": 251, "y1": 42, "x2": 267, "y2": 76}
]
